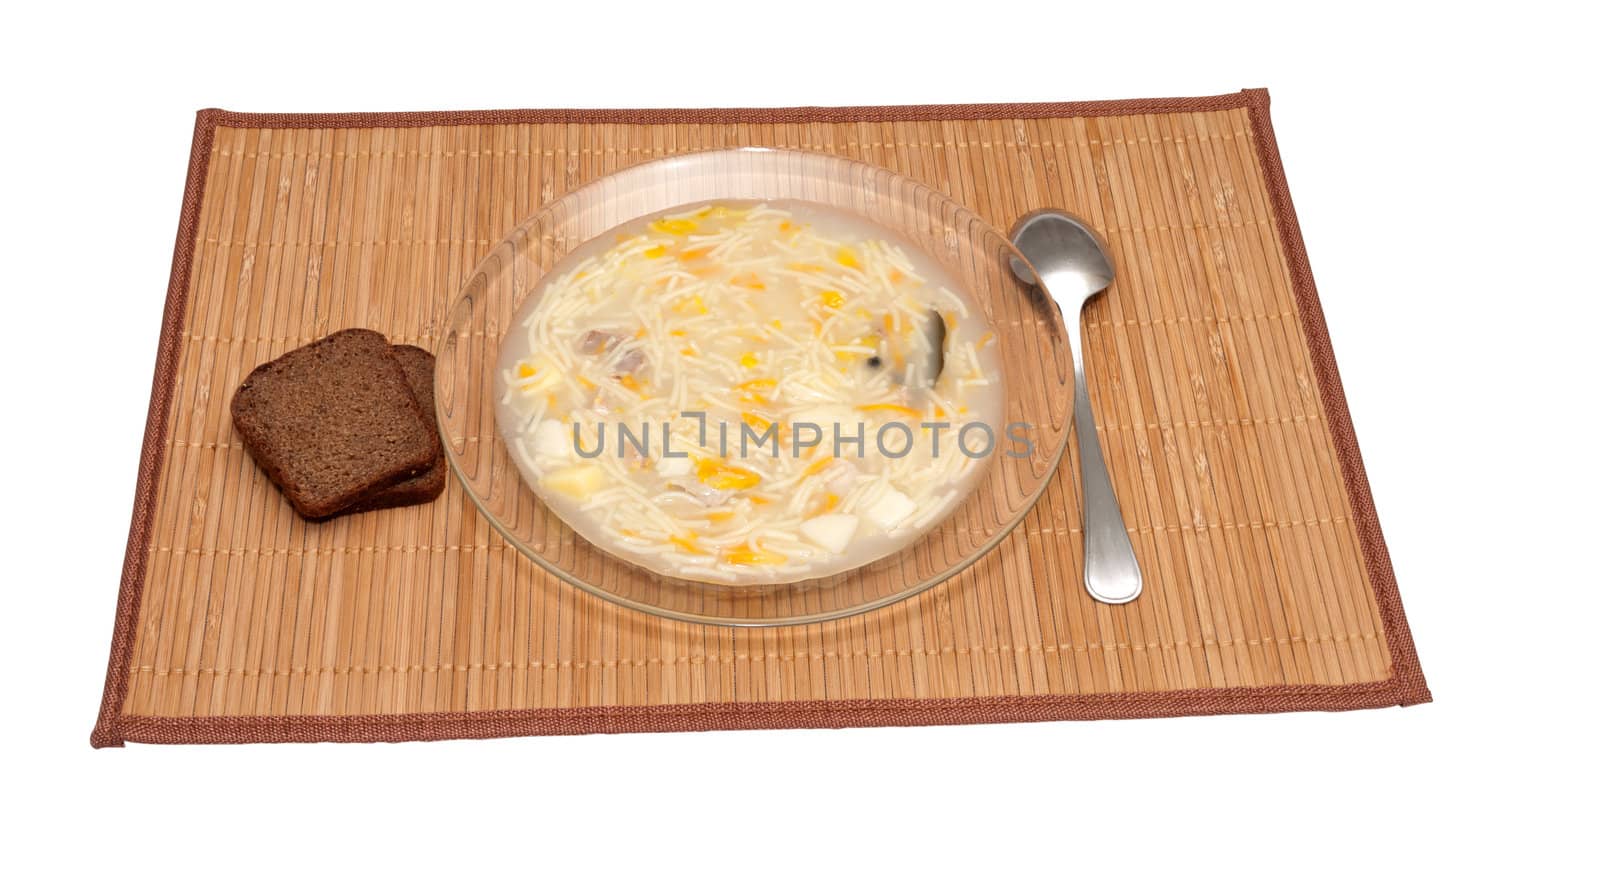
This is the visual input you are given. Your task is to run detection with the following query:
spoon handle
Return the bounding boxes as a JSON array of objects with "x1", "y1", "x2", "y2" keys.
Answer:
[{"x1": 1068, "y1": 318, "x2": 1143, "y2": 604}]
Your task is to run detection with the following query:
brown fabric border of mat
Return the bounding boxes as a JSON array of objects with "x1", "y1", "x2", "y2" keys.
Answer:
[{"x1": 91, "y1": 88, "x2": 1429, "y2": 748}]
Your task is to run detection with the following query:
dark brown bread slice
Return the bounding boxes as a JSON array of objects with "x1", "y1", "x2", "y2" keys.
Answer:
[
  {"x1": 336, "y1": 344, "x2": 447, "y2": 516},
  {"x1": 230, "y1": 329, "x2": 440, "y2": 519}
]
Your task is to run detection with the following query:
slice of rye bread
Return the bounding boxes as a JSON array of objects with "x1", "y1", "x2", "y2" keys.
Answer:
[
  {"x1": 231, "y1": 329, "x2": 440, "y2": 519},
  {"x1": 335, "y1": 344, "x2": 447, "y2": 516}
]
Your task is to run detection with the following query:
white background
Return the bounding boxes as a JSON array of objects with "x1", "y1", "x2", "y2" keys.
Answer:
[{"x1": 4, "y1": 1, "x2": 1595, "y2": 866}]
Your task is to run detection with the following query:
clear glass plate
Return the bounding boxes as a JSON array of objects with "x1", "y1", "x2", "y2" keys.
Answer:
[{"x1": 437, "y1": 148, "x2": 1072, "y2": 626}]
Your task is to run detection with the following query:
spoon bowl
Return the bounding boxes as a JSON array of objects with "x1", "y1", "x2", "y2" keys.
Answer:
[{"x1": 1010, "y1": 212, "x2": 1115, "y2": 299}]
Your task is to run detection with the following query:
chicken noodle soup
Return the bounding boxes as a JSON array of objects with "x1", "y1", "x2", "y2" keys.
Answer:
[{"x1": 496, "y1": 200, "x2": 1005, "y2": 583}]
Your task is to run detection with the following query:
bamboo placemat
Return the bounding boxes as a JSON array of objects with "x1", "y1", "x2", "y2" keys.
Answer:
[{"x1": 91, "y1": 88, "x2": 1428, "y2": 747}]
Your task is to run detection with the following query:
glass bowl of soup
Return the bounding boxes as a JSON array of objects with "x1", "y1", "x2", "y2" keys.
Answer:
[{"x1": 437, "y1": 148, "x2": 1073, "y2": 626}]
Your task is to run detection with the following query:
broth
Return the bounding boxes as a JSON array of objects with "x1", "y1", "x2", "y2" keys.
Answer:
[{"x1": 496, "y1": 200, "x2": 1005, "y2": 583}]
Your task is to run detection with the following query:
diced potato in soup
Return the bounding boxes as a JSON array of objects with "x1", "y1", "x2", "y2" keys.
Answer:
[{"x1": 496, "y1": 200, "x2": 1003, "y2": 583}]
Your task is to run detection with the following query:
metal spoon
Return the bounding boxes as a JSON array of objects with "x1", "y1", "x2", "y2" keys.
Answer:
[{"x1": 1009, "y1": 210, "x2": 1143, "y2": 605}]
